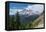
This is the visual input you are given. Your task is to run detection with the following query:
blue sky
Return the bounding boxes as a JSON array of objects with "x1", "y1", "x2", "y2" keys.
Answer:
[{"x1": 9, "y1": 3, "x2": 30, "y2": 9}]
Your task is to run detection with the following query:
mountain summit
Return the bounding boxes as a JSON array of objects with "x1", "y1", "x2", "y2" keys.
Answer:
[{"x1": 19, "y1": 9, "x2": 33, "y2": 17}]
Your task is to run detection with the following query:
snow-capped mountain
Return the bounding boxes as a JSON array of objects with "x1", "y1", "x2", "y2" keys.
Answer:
[
  {"x1": 19, "y1": 4, "x2": 44, "y2": 16},
  {"x1": 19, "y1": 9, "x2": 33, "y2": 17}
]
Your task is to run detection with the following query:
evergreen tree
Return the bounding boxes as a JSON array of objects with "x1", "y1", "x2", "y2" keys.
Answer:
[
  {"x1": 15, "y1": 11, "x2": 20, "y2": 29},
  {"x1": 11, "y1": 15, "x2": 16, "y2": 29}
]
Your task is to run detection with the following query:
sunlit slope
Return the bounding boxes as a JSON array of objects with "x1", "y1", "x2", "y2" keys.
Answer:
[{"x1": 30, "y1": 14, "x2": 44, "y2": 28}]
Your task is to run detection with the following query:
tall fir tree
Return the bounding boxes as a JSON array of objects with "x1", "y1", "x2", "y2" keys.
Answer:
[
  {"x1": 15, "y1": 11, "x2": 20, "y2": 29},
  {"x1": 11, "y1": 15, "x2": 16, "y2": 29}
]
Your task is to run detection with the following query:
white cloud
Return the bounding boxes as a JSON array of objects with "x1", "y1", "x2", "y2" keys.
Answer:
[
  {"x1": 32, "y1": 4, "x2": 44, "y2": 15},
  {"x1": 9, "y1": 9, "x2": 17, "y2": 15},
  {"x1": 25, "y1": 5, "x2": 32, "y2": 10},
  {"x1": 25, "y1": 4, "x2": 44, "y2": 15},
  {"x1": 9, "y1": 9, "x2": 22, "y2": 15}
]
